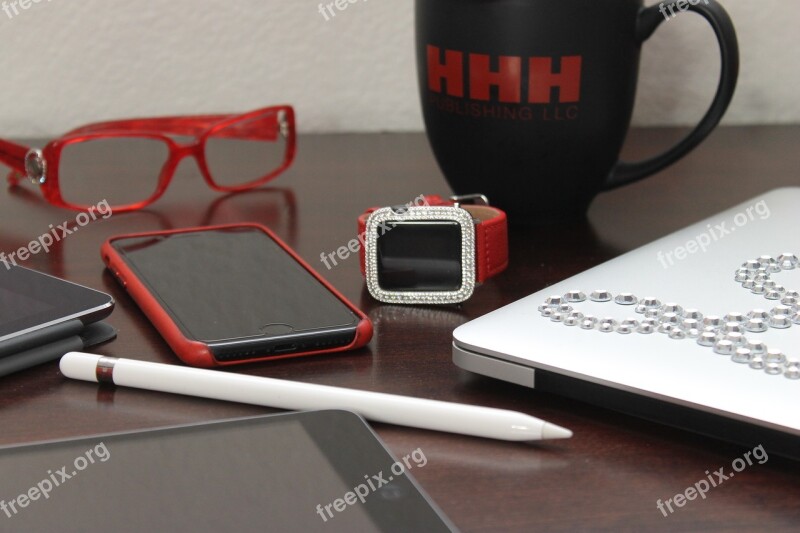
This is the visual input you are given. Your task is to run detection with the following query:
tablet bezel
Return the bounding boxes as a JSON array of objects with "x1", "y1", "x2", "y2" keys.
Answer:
[{"x1": 0, "y1": 265, "x2": 114, "y2": 344}]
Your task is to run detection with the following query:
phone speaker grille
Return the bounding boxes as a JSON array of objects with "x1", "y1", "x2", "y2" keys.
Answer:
[{"x1": 213, "y1": 332, "x2": 355, "y2": 362}]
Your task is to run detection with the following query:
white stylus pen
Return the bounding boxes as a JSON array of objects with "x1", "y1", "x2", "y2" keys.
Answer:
[{"x1": 60, "y1": 352, "x2": 572, "y2": 442}]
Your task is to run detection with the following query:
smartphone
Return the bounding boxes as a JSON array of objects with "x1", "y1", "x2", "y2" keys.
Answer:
[{"x1": 101, "y1": 224, "x2": 372, "y2": 367}]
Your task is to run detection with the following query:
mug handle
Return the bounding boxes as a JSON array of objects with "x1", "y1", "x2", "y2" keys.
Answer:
[{"x1": 604, "y1": 0, "x2": 739, "y2": 190}]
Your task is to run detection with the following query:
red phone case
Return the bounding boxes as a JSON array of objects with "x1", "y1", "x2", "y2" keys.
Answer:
[{"x1": 101, "y1": 223, "x2": 373, "y2": 367}]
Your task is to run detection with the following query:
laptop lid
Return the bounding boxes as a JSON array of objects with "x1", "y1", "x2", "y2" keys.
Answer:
[{"x1": 453, "y1": 188, "x2": 799, "y2": 454}]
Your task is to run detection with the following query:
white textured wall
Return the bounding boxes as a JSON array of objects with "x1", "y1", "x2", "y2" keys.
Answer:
[{"x1": 0, "y1": 0, "x2": 796, "y2": 136}]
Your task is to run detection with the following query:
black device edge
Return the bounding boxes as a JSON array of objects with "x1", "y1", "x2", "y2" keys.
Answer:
[
  {"x1": 209, "y1": 326, "x2": 358, "y2": 361},
  {"x1": 533, "y1": 368, "x2": 800, "y2": 462},
  {"x1": 0, "y1": 322, "x2": 117, "y2": 378},
  {"x1": 0, "y1": 319, "x2": 86, "y2": 359}
]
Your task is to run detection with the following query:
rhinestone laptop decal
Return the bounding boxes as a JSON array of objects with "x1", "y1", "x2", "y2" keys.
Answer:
[{"x1": 537, "y1": 253, "x2": 800, "y2": 381}]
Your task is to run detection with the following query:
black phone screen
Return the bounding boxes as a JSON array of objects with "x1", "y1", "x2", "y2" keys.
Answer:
[{"x1": 110, "y1": 227, "x2": 359, "y2": 358}]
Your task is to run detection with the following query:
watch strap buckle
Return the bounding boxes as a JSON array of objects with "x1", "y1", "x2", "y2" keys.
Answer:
[{"x1": 449, "y1": 194, "x2": 489, "y2": 209}]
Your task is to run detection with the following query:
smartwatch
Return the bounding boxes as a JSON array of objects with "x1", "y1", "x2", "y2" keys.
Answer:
[{"x1": 358, "y1": 194, "x2": 508, "y2": 305}]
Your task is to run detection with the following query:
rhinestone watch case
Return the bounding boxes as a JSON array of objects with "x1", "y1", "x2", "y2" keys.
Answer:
[{"x1": 365, "y1": 206, "x2": 476, "y2": 305}]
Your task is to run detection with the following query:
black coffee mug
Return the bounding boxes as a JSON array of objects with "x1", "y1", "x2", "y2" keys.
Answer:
[{"x1": 416, "y1": 0, "x2": 738, "y2": 225}]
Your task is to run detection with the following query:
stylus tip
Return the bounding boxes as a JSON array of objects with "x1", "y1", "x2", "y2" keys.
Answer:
[{"x1": 541, "y1": 423, "x2": 573, "y2": 440}]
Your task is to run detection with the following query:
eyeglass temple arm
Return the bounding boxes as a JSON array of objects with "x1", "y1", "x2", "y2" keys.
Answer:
[
  {"x1": 63, "y1": 115, "x2": 284, "y2": 141},
  {"x1": 63, "y1": 115, "x2": 232, "y2": 137},
  {"x1": 0, "y1": 138, "x2": 31, "y2": 185}
]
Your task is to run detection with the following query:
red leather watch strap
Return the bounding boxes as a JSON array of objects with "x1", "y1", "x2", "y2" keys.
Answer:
[
  {"x1": 357, "y1": 195, "x2": 508, "y2": 283},
  {"x1": 465, "y1": 204, "x2": 509, "y2": 283}
]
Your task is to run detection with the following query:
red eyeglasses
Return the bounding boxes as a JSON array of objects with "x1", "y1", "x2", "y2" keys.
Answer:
[{"x1": 0, "y1": 105, "x2": 296, "y2": 212}]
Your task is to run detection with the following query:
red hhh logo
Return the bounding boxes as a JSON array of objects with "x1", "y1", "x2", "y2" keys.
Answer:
[{"x1": 427, "y1": 45, "x2": 582, "y2": 104}]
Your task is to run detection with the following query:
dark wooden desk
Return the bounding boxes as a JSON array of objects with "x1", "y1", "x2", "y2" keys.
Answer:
[{"x1": 2, "y1": 127, "x2": 798, "y2": 531}]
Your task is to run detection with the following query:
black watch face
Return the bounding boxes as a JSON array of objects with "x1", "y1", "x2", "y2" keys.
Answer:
[{"x1": 376, "y1": 221, "x2": 463, "y2": 291}]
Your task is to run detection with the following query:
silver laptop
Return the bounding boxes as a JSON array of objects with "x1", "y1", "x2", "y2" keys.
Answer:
[{"x1": 453, "y1": 188, "x2": 799, "y2": 459}]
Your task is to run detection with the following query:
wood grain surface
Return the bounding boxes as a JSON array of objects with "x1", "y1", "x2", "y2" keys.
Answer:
[{"x1": 1, "y1": 127, "x2": 798, "y2": 532}]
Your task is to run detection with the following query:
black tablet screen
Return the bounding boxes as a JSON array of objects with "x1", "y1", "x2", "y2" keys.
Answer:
[{"x1": 0, "y1": 411, "x2": 454, "y2": 532}]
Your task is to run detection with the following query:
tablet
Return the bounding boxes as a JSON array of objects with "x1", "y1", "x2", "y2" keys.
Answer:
[
  {"x1": 0, "y1": 266, "x2": 114, "y2": 357},
  {"x1": 0, "y1": 410, "x2": 456, "y2": 532}
]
